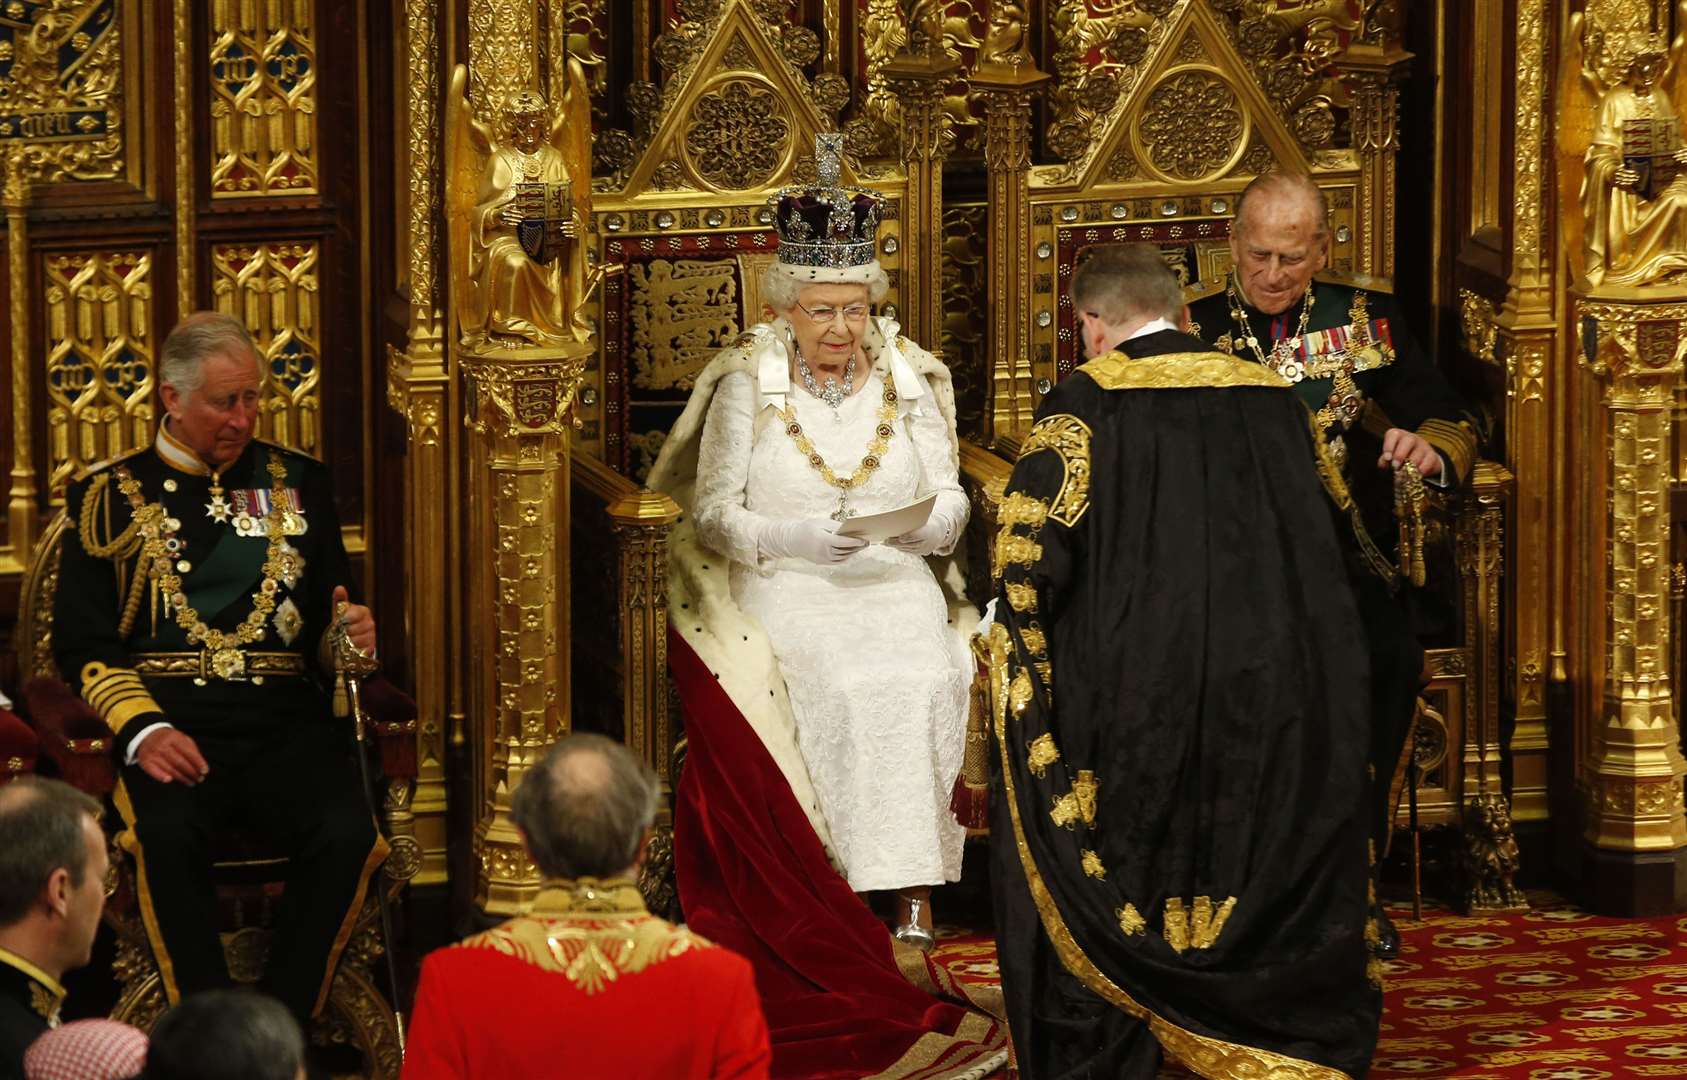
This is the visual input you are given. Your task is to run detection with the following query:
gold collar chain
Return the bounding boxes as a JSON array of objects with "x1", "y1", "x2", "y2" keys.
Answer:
[
  {"x1": 115, "y1": 452, "x2": 296, "y2": 673},
  {"x1": 1226, "y1": 278, "x2": 1315, "y2": 381},
  {"x1": 778, "y1": 380, "x2": 899, "y2": 523}
]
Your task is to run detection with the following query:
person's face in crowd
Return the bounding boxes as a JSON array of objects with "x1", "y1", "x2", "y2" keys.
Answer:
[
  {"x1": 55, "y1": 815, "x2": 108, "y2": 971},
  {"x1": 1229, "y1": 192, "x2": 1328, "y2": 315},
  {"x1": 161, "y1": 350, "x2": 262, "y2": 468},
  {"x1": 787, "y1": 283, "x2": 872, "y2": 370}
]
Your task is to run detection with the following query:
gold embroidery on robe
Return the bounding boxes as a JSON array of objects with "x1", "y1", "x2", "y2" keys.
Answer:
[
  {"x1": 1164, "y1": 898, "x2": 1191, "y2": 954},
  {"x1": 1020, "y1": 623, "x2": 1047, "y2": 657},
  {"x1": 1017, "y1": 414, "x2": 1092, "y2": 526},
  {"x1": 1082, "y1": 849, "x2": 1107, "y2": 880},
  {"x1": 1117, "y1": 904, "x2": 1146, "y2": 936},
  {"x1": 1009, "y1": 670, "x2": 1034, "y2": 717},
  {"x1": 457, "y1": 881, "x2": 706, "y2": 996},
  {"x1": 1163, "y1": 895, "x2": 1239, "y2": 954},
  {"x1": 993, "y1": 533, "x2": 1044, "y2": 578},
  {"x1": 1051, "y1": 791, "x2": 1082, "y2": 829},
  {"x1": 1005, "y1": 581, "x2": 1038, "y2": 612},
  {"x1": 1073, "y1": 770, "x2": 1098, "y2": 827},
  {"x1": 1026, "y1": 732, "x2": 1060, "y2": 778}
]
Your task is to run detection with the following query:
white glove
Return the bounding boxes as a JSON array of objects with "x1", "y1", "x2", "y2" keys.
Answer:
[
  {"x1": 886, "y1": 519, "x2": 950, "y2": 557},
  {"x1": 761, "y1": 519, "x2": 868, "y2": 565}
]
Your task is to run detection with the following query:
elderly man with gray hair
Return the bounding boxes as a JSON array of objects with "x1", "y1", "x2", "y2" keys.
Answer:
[
  {"x1": 403, "y1": 734, "x2": 771, "y2": 1079},
  {"x1": 51, "y1": 312, "x2": 385, "y2": 1047}
]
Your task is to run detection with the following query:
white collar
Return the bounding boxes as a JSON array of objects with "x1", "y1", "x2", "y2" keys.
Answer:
[
  {"x1": 1126, "y1": 317, "x2": 1179, "y2": 341},
  {"x1": 155, "y1": 421, "x2": 211, "y2": 476}
]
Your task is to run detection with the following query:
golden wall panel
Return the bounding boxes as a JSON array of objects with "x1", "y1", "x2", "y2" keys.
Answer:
[
  {"x1": 209, "y1": 0, "x2": 319, "y2": 197},
  {"x1": 0, "y1": 0, "x2": 132, "y2": 183},
  {"x1": 209, "y1": 241, "x2": 321, "y2": 454},
  {"x1": 42, "y1": 252, "x2": 154, "y2": 496},
  {"x1": 627, "y1": 258, "x2": 741, "y2": 393}
]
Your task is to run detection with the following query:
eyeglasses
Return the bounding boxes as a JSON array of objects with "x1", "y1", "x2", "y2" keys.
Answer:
[{"x1": 793, "y1": 300, "x2": 870, "y2": 326}]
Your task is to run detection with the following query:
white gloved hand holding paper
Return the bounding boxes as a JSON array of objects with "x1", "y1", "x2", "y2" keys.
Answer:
[{"x1": 761, "y1": 519, "x2": 869, "y2": 565}]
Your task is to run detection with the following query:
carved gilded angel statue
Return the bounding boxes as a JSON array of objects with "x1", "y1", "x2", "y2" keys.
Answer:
[
  {"x1": 447, "y1": 60, "x2": 596, "y2": 346},
  {"x1": 1579, "y1": 28, "x2": 1687, "y2": 287}
]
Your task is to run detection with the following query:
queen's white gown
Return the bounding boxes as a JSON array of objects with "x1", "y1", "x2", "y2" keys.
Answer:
[{"x1": 692, "y1": 363, "x2": 970, "y2": 892}]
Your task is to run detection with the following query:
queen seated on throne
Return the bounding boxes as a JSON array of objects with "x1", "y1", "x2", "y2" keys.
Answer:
[{"x1": 647, "y1": 135, "x2": 1007, "y2": 1076}]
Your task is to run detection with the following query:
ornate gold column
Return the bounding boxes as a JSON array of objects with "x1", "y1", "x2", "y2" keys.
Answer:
[
  {"x1": 173, "y1": 0, "x2": 196, "y2": 316},
  {"x1": 5, "y1": 153, "x2": 36, "y2": 566},
  {"x1": 972, "y1": 19, "x2": 1049, "y2": 441},
  {"x1": 1459, "y1": 463, "x2": 1513, "y2": 802},
  {"x1": 385, "y1": 0, "x2": 451, "y2": 885},
  {"x1": 881, "y1": 31, "x2": 958, "y2": 354},
  {"x1": 1575, "y1": 295, "x2": 1687, "y2": 909},
  {"x1": 1496, "y1": 0, "x2": 1554, "y2": 827},
  {"x1": 463, "y1": 345, "x2": 588, "y2": 912},
  {"x1": 1342, "y1": 42, "x2": 1410, "y2": 279}
]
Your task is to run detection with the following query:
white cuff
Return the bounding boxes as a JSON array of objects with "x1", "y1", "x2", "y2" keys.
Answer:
[{"x1": 123, "y1": 722, "x2": 174, "y2": 766}]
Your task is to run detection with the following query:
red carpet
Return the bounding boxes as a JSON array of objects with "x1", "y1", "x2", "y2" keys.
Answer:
[{"x1": 928, "y1": 894, "x2": 1687, "y2": 1078}]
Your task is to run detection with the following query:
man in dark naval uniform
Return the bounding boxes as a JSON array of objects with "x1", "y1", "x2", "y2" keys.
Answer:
[
  {"x1": 1187, "y1": 172, "x2": 1481, "y2": 954},
  {"x1": 0, "y1": 777, "x2": 108, "y2": 1079},
  {"x1": 989, "y1": 244, "x2": 1380, "y2": 1079},
  {"x1": 53, "y1": 313, "x2": 385, "y2": 1026}
]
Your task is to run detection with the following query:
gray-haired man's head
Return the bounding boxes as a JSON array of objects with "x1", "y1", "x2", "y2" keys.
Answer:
[{"x1": 511, "y1": 734, "x2": 660, "y2": 880}]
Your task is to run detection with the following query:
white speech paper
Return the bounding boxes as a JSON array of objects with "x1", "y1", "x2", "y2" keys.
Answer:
[{"x1": 836, "y1": 493, "x2": 938, "y2": 542}]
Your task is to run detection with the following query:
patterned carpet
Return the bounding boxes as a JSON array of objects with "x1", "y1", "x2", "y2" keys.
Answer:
[{"x1": 929, "y1": 893, "x2": 1687, "y2": 1079}]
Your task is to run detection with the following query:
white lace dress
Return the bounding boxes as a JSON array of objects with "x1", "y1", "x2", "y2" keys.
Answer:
[{"x1": 693, "y1": 366, "x2": 971, "y2": 891}]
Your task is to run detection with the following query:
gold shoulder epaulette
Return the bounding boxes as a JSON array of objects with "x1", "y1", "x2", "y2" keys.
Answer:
[
  {"x1": 1314, "y1": 269, "x2": 1395, "y2": 295},
  {"x1": 71, "y1": 445, "x2": 147, "y2": 485},
  {"x1": 1183, "y1": 276, "x2": 1227, "y2": 303},
  {"x1": 254, "y1": 438, "x2": 322, "y2": 464}
]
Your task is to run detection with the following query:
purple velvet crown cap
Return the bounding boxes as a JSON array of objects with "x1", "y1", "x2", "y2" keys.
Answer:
[{"x1": 771, "y1": 190, "x2": 880, "y2": 269}]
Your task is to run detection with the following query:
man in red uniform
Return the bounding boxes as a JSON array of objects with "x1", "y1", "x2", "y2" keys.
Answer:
[{"x1": 402, "y1": 734, "x2": 771, "y2": 1079}]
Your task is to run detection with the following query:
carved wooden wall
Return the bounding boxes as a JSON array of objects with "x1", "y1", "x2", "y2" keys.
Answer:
[{"x1": 0, "y1": 1, "x2": 401, "y2": 683}]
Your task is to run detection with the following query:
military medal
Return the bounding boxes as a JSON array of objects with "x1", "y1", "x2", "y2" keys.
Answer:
[{"x1": 205, "y1": 470, "x2": 231, "y2": 523}]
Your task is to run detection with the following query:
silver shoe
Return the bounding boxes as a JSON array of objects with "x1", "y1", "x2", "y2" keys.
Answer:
[{"x1": 893, "y1": 897, "x2": 936, "y2": 953}]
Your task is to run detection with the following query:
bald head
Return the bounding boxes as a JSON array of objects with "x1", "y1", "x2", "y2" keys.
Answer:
[
  {"x1": 1228, "y1": 172, "x2": 1330, "y2": 315},
  {"x1": 510, "y1": 733, "x2": 660, "y2": 880},
  {"x1": 1234, "y1": 172, "x2": 1329, "y2": 242}
]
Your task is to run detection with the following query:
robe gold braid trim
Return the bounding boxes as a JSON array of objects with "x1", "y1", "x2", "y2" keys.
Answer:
[
  {"x1": 1019, "y1": 623, "x2": 1047, "y2": 658},
  {"x1": 999, "y1": 490, "x2": 1050, "y2": 530},
  {"x1": 1049, "y1": 769, "x2": 1100, "y2": 830},
  {"x1": 992, "y1": 532, "x2": 1044, "y2": 579},
  {"x1": 1083, "y1": 850, "x2": 1107, "y2": 879},
  {"x1": 1016, "y1": 413, "x2": 1092, "y2": 527},
  {"x1": 984, "y1": 622, "x2": 1353, "y2": 1080},
  {"x1": 1076, "y1": 351, "x2": 1292, "y2": 392},
  {"x1": 1164, "y1": 896, "x2": 1240, "y2": 954},
  {"x1": 78, "y1": 662, "x2": 162, "y2": 734},
  {"x1": 1004, "y1": 581, "x2": 1038, "y2": 613},
  {"x1": 456, "y1": 880, "x2": 709, "y2": 997}
]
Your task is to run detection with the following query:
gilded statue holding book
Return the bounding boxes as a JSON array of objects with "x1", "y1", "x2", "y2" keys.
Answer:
[
  {"x1": 1579, "y1": 27, "x2": 1687, "y2": 288},
  {"x1": 446, "y1": 61, "x2": 596, "y2": 347}
]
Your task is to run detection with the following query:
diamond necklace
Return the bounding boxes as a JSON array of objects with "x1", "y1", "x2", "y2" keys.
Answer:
[{"x1": 796, "y1": 347, "x2": 855, "y2": 413}]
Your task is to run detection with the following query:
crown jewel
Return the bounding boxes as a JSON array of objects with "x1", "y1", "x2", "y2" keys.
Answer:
[{"x1": 770, "y1": 133, "x2": 881, "y2": 269}]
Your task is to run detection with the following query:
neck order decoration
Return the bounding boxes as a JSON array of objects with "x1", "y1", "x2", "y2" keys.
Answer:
[
  {"x1": 1227, "y1": 277, "x2": 1314, "y2": 382},
  {"x1": 115, "y1": 453, "x2": 293, "y2": 680},
  {"x1": 779, "y1": 379, "x2": 898, "y2": 523}
]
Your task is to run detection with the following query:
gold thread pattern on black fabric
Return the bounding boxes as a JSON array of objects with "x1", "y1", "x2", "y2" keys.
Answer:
[
  {"x1": 1005, "y1": 582, "x2": 1038, "y2": 612},
  {"x1": 1009, "y1": 670, "x2": 1034, "y2": 717},
  {"x1": 999, "y1": 490, "x2": 1050, "y2": 529},
  {"x1": 1051, "y1": 791, "x2": 1082, "y2": 829},
  {"x1": 1017, "y1": 414, "x2": 1092, "y2": 527},
  {"x1": 1076, "y1": 352, "x2": 1291, "y2": 392},
  {"x1": 1417, "y1": 417, "x2": 1478, "y2": 483},
  {"x1": 1027, "y1": 733, "x2": 1060, "y2": 779},
  {"x1": 1117, "y1": 903, "x2": 1146, "y2": 936},
  {"x1": 984, "y1": 623, "x2": 1352, "y2": 1080},
  {"x1": 1082, "y1": 849, "x2": 1107, "y2": 880},
  {"x1": 1073, "y1": 770, "x2": 1098, "y2": 827},
  {"x1": 1164, "y1": 898, "x2": 1191, "y2": 954},
  {"x1": 1021, "y1": 623, "x2": 1047, "y2": 657}
]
